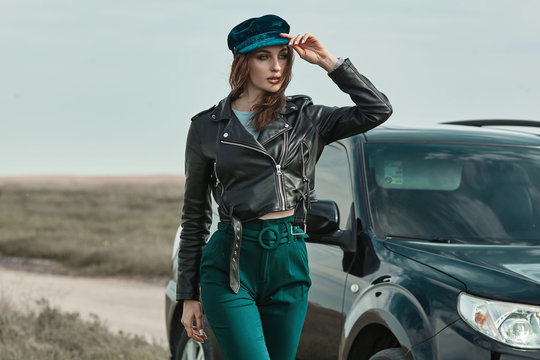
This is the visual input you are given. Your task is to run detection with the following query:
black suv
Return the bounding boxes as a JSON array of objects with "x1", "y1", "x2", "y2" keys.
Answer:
[{"x1": 165, "y1": 121, "x2": 540, "y2": 360}]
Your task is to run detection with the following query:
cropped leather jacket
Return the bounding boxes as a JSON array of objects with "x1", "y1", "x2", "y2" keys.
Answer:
[{"x1": 177, "y1": 58, "x2": 392, "y2": 300}]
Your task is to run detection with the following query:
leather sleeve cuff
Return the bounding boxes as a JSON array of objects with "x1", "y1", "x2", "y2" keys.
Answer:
[{"x1": 328, "y1": 57, "x2": 345, "y2": 74}]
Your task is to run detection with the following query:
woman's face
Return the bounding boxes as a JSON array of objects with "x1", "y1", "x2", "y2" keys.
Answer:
[{"x1": 246, "y1": 45, "x2": 289, "y2": 96}]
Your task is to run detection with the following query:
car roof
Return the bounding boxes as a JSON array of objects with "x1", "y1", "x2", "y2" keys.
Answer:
[{"x1": 360, "y1": 123, "x2": 540, "y2": 147}]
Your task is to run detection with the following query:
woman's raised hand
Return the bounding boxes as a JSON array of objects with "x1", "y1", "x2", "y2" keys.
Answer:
[{"x1": 280, "y1": 33, "x2": 339, "y2": 72}]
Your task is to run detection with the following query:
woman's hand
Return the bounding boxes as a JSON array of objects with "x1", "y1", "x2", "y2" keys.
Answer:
[
  {"x1": 181, "y1": 299, "x2": 208, "y2": 343},
  {"x1": 280, "y1": 33, "x2": 339, "y2": 72}
]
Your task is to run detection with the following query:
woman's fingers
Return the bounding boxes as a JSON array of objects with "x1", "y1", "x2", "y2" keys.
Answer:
[
  {"x1": 195, "y1": 312, "x2": 207, "y2": 340},
  {"x1": 282, "y1": 33, "x2": 303, "y2": 46},
  {"x1": 181, "y1": 300, "x2": 207, "y2": 343},
  {"x1": 181, "y1": 316, "x2": 194, "y2": 339},
  {"x1": 181, "y1": 321, "x2": 206, "y2": 342},
  {"x1": 190, "y1": 326, "x2": 207, "y2": 342},
  {"x1": 293, "y1": 33, "x2": 310, "y2": 45},
  {"x1": 281, "y1": 33, "x2": 317, "y2": 48},
  {"x1": 281, "y1": 33, "x2": 330, "y2": 66},
  {"x1": 299, "y1": 33, "x2": 311, "y2": 44}
]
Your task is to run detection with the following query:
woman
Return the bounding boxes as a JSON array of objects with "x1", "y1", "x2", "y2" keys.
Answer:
[{"x1": 177, "y1": 14, "x2": 392, "y2": 360}]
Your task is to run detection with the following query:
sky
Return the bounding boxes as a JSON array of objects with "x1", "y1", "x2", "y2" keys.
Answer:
[{"x1": 1, "y1": 0, "x2": 539, "y2": 175}]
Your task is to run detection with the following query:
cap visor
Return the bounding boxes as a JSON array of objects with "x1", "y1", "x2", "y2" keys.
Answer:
[{"x1": 238, "y1": 37, "x2": 290, "y2": 54}]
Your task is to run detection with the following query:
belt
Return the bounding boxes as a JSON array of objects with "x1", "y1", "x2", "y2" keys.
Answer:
[{"x1": 219, "y1": 216, "x2": 306, "y2": 294}]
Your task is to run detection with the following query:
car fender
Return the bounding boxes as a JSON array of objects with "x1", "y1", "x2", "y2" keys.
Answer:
[{"x1": 342, "y1": 283, "x2": 434, "y2": 359}]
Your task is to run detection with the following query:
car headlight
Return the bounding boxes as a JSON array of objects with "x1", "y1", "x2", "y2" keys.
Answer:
[{"x1": 458, "y1": 292, "x2": 540, "y2": 349}]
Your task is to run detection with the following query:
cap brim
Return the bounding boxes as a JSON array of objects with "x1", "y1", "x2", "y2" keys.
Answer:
[{"x1": 238, "y1": 37, "x2": 290, "y2": 54}]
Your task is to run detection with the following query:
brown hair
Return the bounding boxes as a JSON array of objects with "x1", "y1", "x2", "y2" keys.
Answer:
[{"x1": 229, "y1": 48, "x2": 294, "y2": 132}]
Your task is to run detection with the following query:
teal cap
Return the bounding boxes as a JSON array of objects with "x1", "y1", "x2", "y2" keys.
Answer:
[{"x1": 227, "y1": 14, "x2": 290, "y2": 56}]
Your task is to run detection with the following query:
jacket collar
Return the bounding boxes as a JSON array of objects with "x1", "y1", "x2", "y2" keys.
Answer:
[
  {"x1": 211, "y1": 95, "x2": 295, "y2": 148},
  {"x1": 210, "y1": 95, "x2": 235, "y2": 122},
  {"x1": 209, "y1": 95, "x2": 299, "y2": 122}
]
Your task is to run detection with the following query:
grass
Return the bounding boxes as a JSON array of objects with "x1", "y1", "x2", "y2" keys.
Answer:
[
  {"x1": 0, "y1": 298, "x2": 169, "y2": 360},
  {"x1": 0, "y1": 176, "x2": 184, "y2": 278}
]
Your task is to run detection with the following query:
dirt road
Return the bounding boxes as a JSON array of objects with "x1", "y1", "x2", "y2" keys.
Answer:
[{"x1": 0, "y1": 266, "x2": 168, "y2": 345}]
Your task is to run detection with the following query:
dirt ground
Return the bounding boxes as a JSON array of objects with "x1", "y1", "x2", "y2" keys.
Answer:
[
  {"x1": 0, "y1": 263, "x2": 169, "y2": 345},
  {"x1": 0, "y1": 174, "x2": 183, "y2": 347}
]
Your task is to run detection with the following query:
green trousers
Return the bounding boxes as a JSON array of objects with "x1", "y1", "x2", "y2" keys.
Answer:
[{"x1": 200, "y1": 215, "x2": 312, "y2": 360}]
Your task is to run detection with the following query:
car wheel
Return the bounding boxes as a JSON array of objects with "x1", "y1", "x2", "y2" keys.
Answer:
[
  {"x1": 175, "y1": 330, "x2": 215, "y2": 360},
  {"x1": 368, "y1": 348, "x2": 407, "y2": 360}
]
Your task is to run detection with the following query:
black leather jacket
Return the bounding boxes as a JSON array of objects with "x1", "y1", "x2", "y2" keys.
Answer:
[{"x1": 177, "y1": 58, "x2": 392, "y2": 300}]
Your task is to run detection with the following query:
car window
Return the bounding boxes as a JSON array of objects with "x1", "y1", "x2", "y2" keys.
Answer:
[
  {"x1": 314, "y1": 144, "x2": 353, "y2": 229},
  {"x1": 364, "y1": 143, "x2": 540, "y2": 245}
]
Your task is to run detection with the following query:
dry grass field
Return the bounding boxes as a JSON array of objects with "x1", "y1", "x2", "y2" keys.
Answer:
[
  {"x1": 0, "y1": 297, "x2": 168, "y2": 360},
  {"x1": 0, "y1": 175, "x2": 185, "y2": 278}
]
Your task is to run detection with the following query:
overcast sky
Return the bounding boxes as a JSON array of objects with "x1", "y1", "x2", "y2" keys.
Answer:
[{"x1": 1, "y1": 0, "x2": 539, "y2": 175}]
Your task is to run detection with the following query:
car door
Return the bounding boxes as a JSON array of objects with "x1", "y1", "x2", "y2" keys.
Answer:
[{"x1": 296, "y1": 143, "x2": 356, "y2": 360}]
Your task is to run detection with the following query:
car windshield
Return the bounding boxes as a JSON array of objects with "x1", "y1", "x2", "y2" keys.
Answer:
[{"x1": 364, "y1": 143, "x2": 540, "y2": 245}]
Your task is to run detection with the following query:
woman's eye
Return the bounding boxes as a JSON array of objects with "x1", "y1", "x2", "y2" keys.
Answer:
[
  {"x1": 258, "y1": 55, "x2": 268, "y2": 60},
  {"x1": 279, "y1": 54, "x2": 288, "y2": 59}
]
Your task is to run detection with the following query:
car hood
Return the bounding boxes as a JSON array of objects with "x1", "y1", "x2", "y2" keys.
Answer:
[{"x1": 384, "y1": 239, "x2": 540, "y2": 305}]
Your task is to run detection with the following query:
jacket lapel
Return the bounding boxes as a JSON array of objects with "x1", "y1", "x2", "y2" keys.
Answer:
[
  {"x1": 257, "y1": 115, "x2": 292, "y2": 146},
  {"x1": 210, "y1": 95, "x2": 295, "y2": 152},
  {"x1": 211, "y1": 96, "x2": 266, "y2": 151}
]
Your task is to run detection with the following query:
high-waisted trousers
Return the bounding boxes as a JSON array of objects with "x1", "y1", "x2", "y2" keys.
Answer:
[{"x1": 200, "y1": 215, "x2": 312, "y2": 360}]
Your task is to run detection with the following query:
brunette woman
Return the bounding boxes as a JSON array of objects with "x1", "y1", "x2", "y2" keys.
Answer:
[{"x1": 177, "y1": 14, "x2": 392, "y2": 360}]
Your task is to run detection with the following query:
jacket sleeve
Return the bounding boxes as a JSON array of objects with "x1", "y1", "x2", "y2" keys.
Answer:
[
  {"x1": 176, "y1": 121, "x2": 212, "y2": 301},
  {"x1": 308, "y1": 58, "x2": 393, "y2": 145}
]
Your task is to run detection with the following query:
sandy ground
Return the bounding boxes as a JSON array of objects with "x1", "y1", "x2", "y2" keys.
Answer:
[{"x1": 0, "y1": 266, "x2": 169, "y2": 345}]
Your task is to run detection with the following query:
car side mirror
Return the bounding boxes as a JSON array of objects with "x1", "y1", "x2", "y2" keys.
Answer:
[
  {"x1": 306, "y1": 200, "x2": 339, "y2": 234},
  {"x1": 306, "y1": 200, "x2": 355, "y2": 252}
]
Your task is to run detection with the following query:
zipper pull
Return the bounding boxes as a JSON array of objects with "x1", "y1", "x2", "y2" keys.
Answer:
[{"x1": 276, "y1": 164, "x2": 282, "y2": 175}]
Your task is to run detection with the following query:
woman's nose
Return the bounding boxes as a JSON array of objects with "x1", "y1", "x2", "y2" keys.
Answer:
[{"x1": 271, "y1": 57, "x2": 281, "y2": 71}]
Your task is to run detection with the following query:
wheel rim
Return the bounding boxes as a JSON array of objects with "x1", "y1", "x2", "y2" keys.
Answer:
[{"x1": 181, "y1": 339, "x2": 205, "y2": 360}]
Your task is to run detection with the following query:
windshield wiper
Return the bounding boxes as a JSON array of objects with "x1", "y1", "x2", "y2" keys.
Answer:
[{"x1": 385, "y1": 234, "x2": 462, "y2": 244}]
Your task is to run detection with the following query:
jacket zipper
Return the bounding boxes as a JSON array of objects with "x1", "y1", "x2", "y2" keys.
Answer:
[
  {"x1": 277, "y1": 131, "x2": 288, "y2": 209},
  {"x1": 213, "y1": 161, "x2": 224, "y2": 197},
  {"x1": 301, "y1": 140, "x2": 310, "y2": 181},
  {"x1": 221, "y1": 139, "x2": 287, "y2": 210},
  {"x1": 301, "y1": 140, "x2": 311, "y2": 207}
]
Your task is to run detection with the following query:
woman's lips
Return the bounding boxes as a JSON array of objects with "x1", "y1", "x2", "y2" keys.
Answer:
[{"x1": 267, "y1": 77, "x2": 281, "y2": 84}]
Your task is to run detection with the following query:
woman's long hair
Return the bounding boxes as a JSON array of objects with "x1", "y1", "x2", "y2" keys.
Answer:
[{"x1": 229, "y1": 48, "x2": 294, "y2": 132}]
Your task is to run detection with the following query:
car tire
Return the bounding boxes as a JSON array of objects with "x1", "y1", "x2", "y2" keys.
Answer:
[
  {"x1": 174, "y1": 329, "x2": 215, "y2": 360},
  {"x1": 368, "y1": 348, "x2": 407, "y2": 360}
]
